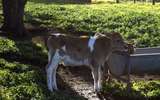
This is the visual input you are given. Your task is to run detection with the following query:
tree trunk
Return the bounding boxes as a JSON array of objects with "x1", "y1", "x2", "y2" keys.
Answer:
[
  {"x1": 116, "y1": 0, "x2": 120, "y2": 3},
  {"x1": 134, "y1": 0, "x2": 136, "y2": 3},
  {"x1": 1, "y1": 0, "x2": 27, "y2": 36},
  {"x1": 152, "y1": 0, "x2": 155, "y2": 5}
]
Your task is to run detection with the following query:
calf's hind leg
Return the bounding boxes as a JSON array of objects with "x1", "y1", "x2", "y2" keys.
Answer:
[
  {"x1": 91, "y1": 61, "x2": 102, "y2": 92},
  {"x1": 98, "y1": 66, "x2": 103, "y2": 91},
  {"x1": 46, "y1": 50, "x2": 61, "y2": 91},
  {"x1": 46, "y1": 50, "x2": 54, "y2": 92},
  {"x1": 91, "y1": 66, "x2": 99, "y2": 92}
]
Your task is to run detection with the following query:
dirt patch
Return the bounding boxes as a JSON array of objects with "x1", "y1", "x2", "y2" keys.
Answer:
[{"x1": 57, "y1": 66, "x2": 102, "y2": 100}]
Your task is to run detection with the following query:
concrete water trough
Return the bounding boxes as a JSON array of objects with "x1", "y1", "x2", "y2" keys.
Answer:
[{"x1": 108, "y1": 47, "x2": 160, "y2": 75}]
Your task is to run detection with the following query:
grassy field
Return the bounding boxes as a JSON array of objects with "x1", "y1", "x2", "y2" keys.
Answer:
[
  {"x1": 25, "y1": 2, "x2": 160, "y2": 47},
  {"x1": 0, "y1": 1, "x2": 160, "y2": 100}
]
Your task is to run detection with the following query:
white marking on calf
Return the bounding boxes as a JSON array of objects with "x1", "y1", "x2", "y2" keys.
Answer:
[
  {"x1": 88, "y1": 36, "x2": 97, "y2": 52},
  {"x1": 62, "y1": 45, "x2": 66, "y2": 51},
  {"x1": 60, "y1": 45, "x2": 89, "y2": 66},
  {"x1": 48, "y1": 45, "x2": 91, "y2": 91},
  {"x1": 52, "y1": 33, "x2": 61, "y2": 37},
  {"x1": 48, "y1": 50, "x2": 52, "y2": 62}
]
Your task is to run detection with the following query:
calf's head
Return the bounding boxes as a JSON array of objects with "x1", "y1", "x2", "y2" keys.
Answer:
[{"x1": 108, "y1": 32, "x2": 128, "y2": 52}]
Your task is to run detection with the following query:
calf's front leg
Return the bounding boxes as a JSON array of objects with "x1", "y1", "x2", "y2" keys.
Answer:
[{"x1": 91, "y1": 61, "x2": 103, "y2": 92}]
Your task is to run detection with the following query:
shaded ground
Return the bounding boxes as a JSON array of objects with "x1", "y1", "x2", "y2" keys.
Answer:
[{"x1": 57, "y1": 66, "x2": 101, "y2": 100}]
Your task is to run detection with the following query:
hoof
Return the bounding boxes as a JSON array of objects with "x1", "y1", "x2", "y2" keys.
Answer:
[
  {"x1": 52, "y1": 86, "x2": 59, "y2": 91},
  {"x1": 53, "y1": 88, "x2": 59, "y2": 91},
  {"x1": 48, "y1": 86, "x2": 58, "y2": 92},
  {"x1": 94, "y1": 88, "x2": 102, "y2": 93},
  {"x1": 48, "y1": 87, "x2": 53, "y2": 92}
]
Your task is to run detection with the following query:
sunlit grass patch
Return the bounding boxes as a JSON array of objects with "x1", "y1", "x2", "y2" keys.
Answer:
[
  {"x1": 133, "y1": 80, "x2": 160, "y2": 98},
  {"x1": 102, "y1": 80, "x2": 160, "y2": 99},
  {"x1": 25, "y1": 2, "x2": 160, "y2": 47}
]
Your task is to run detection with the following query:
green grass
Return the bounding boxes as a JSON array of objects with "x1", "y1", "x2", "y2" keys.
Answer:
[
  {"x1": 102, "y1": 80, "x2": 160, "y2": 100},
  {"x1": 25, "y1": 2, "x2": 160, "y2": 47},
  {"x1": 0, "y1": 37, "x2": 47, "y2": 100}
]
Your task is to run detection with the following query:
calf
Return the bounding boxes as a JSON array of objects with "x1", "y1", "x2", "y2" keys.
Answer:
[{"x1": 46, "y1": 32, "x2": 128, "y2": 92}]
